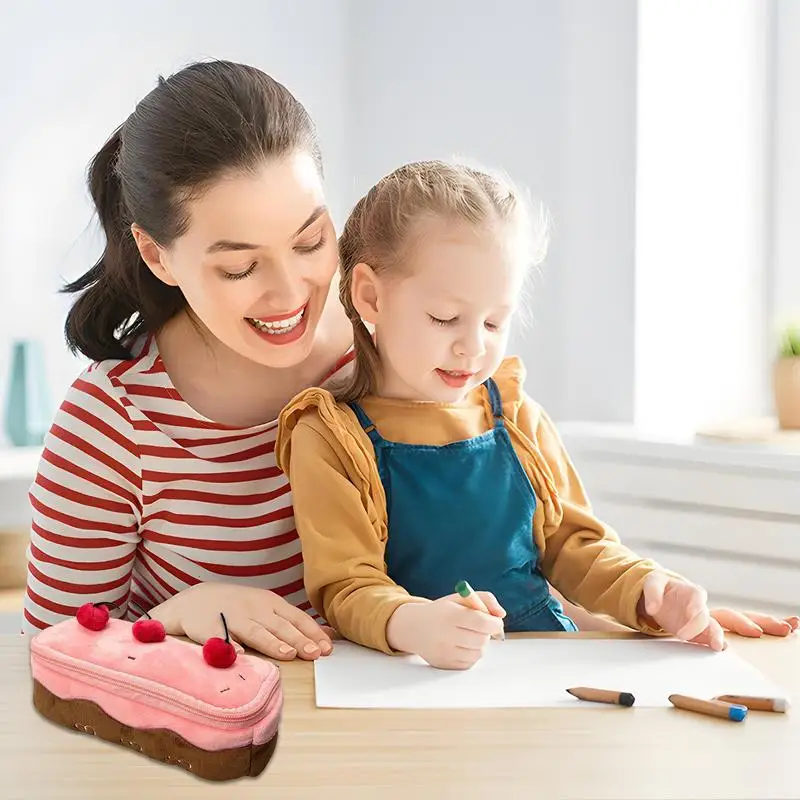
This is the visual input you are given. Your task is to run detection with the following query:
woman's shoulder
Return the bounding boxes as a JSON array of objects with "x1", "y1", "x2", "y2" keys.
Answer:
[
  {"x1": 77, "y1": 333, "x2": 161, "y2": 390},
  {"x1": 318, "y1": 347, "x2": 356, "y2": 390},
  {"x1": 36, "y1": 342, "x2": 153, "y2": 492},
  {"x1": 53, "y1": 334, "x2": 164, "y2": 434}
]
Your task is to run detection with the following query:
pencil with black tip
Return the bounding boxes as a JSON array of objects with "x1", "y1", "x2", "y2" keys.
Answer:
[{"x1": 567, "y1": 686, "x2": 636, "y2": 707}]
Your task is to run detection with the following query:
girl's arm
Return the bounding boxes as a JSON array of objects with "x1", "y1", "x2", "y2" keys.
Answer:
[
  {"x1": 283, "y1": 415, "x2": 427, "y2": 653},
  {"x1": 515, "y1": 400, "x2": 677, "y2": 633},
  {"x1": 22, "y1": 371, "x2": 141, "y2": 634},
  {"x1": 519, "y1": 403, "x2": 799, "y2": 637}
]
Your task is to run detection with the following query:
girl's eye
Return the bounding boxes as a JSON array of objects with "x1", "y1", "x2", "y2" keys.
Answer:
[
  {"x1": 223, "y1": 262, "x2": 257, "y2": 281},
  {"x1": 429, "y1": 315, "x2": 456, "y2": 327},
  {"x1": 485, "y1": 321, "x2": 500, "y2": 332},
  {"x1": 295, "y1": 234, "x2": 327, "y2": 254}
]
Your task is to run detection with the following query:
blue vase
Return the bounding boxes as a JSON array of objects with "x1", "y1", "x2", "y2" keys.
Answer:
[{"x1": 4, "y1": 339, "x2": 52, "y2": 447}]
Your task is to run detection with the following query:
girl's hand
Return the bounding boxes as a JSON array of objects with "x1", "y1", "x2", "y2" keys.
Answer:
[
  {"x1": 146, "y1": 582, "x2": 334, "y2": 660},
  {"x1": 386, "y1": 592, "x2": 506, "y2": 670},
  {"x1": 640, "y1": 572, "x2": 725, "y2": 651}
]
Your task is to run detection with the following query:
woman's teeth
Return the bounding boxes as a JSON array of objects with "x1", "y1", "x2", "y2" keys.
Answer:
[{"x1": 247, "y1": 308, "x2": 305, "y2": 335}]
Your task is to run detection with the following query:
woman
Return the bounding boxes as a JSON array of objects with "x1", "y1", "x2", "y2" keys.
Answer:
[{"x1": 23, "y1": 60, "x2": 796, "y2": 659}]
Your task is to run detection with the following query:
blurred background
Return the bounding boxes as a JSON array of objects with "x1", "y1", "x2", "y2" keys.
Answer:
[{"x1": 0, "y1": 0, "x2": 797, "y2": 629}]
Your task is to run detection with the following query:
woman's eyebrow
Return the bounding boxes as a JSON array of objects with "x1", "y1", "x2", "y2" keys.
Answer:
[
  {"x1": 293, "y1": 205, "x2": 327, "y2": 236},
  {"x1": 205, "y1": 206, "x2": 328, "y2": 254},
  {"x1": 206, "y1": 239, "x2": 259, "y2": 254}
]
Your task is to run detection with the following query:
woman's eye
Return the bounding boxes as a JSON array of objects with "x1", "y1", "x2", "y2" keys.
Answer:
[
  {"x1": 295, "y1": 234, "x2": 327, "y2": 254},
  {"x1": 429, "y1": 315, "x2": 456, "y2": 327},
  {"x1": 223, "y1": 262, "x2": 257, "y2": 281}
]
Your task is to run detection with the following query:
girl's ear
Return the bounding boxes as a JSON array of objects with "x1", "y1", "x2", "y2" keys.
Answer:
[{"x1": 350, "y1": 262, "x2": 381, "y2": 325}]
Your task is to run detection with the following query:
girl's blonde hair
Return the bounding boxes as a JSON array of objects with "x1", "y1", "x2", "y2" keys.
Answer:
[{"x1": 336, "y1": 159, "x2": 549, "y2": 403}]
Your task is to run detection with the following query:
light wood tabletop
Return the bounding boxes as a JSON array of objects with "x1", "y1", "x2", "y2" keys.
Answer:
[{"x1": 4, "y1": 631, "x2": 799, "y2": 800}]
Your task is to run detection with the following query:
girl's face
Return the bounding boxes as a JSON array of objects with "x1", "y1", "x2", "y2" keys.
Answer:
[
  {"x1": 136, "y1": 152, "x2": 340, "y2": 369},
  {"x1": 354, "y1": 217, "x2": 527, "y2": 403}
]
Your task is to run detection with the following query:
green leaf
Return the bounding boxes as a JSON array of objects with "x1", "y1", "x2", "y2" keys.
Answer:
[{"x1": 779, "y1": 324, "x2": 800, "y2": 358}]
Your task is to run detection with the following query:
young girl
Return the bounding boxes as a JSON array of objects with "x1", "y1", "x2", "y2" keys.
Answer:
[{"x1": 276, "y1": 160, "x2": 755, "y2": 670}]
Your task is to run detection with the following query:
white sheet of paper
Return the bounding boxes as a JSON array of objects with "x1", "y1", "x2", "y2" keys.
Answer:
[{"x1": 313, "y1": 638, "x2": 788, "y2": 709}]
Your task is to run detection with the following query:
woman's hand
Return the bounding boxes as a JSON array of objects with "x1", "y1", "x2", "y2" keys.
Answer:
[
  {"x1": 146, "y1": 582, "x2": 334, "y2": 660},
  {"x1": 709, "y1": 607, "x2": 799, "y2": 638}
]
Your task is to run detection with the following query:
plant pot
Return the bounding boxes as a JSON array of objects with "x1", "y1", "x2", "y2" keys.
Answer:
[{"x1": 774, "y1": 357, "x2": 800, "y2": 430}]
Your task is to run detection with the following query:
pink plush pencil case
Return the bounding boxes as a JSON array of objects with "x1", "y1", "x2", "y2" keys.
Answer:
[{"x1": 29, "y1": 611, "x2": 282, "y2": 781}]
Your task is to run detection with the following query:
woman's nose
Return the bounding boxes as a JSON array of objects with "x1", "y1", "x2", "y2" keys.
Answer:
[{"x1": 258, "y1": 262, "x2": 304, "y2": 309}]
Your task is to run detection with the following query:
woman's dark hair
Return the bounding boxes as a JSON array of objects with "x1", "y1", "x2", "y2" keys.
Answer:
[{"x1": 64, "y1": 60, "x2": 322, "y2": 361}]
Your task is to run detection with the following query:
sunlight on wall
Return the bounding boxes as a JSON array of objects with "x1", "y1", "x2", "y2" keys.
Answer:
[{"x1": 635, "y1": 0, "x2": 772, "y2": 437}]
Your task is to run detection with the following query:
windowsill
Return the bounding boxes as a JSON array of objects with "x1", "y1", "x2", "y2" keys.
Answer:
[
  {"x1": 0, "y1": 446, "x2": 42, "y2": 482},
  {"x1": 0, "y1": 446, "x2": 41, "y2": 531},
  {"x1": 558, "y1": 419, "x2": 800, "y2": 474}
]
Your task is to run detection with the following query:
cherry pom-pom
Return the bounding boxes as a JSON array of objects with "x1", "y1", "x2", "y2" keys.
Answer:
[
  {"x1": 132, "y1": 611, "x2": 166, "y2": 643},
  {"x1": 76, "y1": 601, "x2": 114, "y2": 631},
  {"x1": 203, "y1": 613, "x2": 237, "y2": 668}
]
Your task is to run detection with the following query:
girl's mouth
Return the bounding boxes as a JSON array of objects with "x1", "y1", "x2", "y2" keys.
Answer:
[{"x1": 436, "y1": 369, "x2": 475, "y2": 388}]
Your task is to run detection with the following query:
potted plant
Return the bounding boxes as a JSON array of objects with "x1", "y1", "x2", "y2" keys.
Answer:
[{"x1": 774, "y1": 323, "x2": 800, "y2": 430}]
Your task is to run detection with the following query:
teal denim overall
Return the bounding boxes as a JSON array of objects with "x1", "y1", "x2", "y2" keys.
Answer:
[{"x1": 348, "y1": 378, "x2": 577, "y2": 632}]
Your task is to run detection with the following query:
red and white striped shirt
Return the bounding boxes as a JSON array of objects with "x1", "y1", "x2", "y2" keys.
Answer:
[{"x1": 22, "y1": 334, "x2": 353, "y2": 635}]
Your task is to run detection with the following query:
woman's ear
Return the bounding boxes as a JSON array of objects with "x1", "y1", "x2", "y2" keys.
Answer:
[
  {"x1": 350, "y1": 262, "x2": 381, "y2": 325},
  {"x1": 131, "y1": 224, "x2": 179, "y2": 287}
]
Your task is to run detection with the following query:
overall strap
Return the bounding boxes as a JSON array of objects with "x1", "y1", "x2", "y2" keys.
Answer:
[
  {"x1": 484, "y1": 378, "x2": 505, "y2": 427},
  {"x1": 347, "y1": 402, "x2": 383, "y2": 445}
]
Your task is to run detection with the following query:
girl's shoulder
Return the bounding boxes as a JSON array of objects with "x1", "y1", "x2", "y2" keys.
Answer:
[
  {"x1": 275, "y1": 386, "x2": 379, "y2": 489},
  {"x1": 490, "y1": 355, "x2": 526, "y2": 393},
  {"x1": 490, "y1": 355, "x2": 539, "y2": 419}
]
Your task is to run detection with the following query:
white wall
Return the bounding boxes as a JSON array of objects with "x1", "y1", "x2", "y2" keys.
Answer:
[
  {"x1": 0, "y1": 0, "x2": 351, "y2": 437},
  {"x1": 557, "y1": 2, "x2": 638, "y2": 424},
  {"x1": 5, "y1": 1, "x2": 789, "y2": 435},
  {"x1": 346, "y1": 0, "x2": 638, "y2": 422},
  {"x1": 773, "y1": 0, "x2": 800, "y2": 328},
  {"x1": 634, "y1": 0, "x2": 772, "y2": 437}
]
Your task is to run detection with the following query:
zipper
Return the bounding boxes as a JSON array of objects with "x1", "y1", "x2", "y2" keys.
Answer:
[{"x1": 32, "y1": 647, "x2": 279, "y2": 728}]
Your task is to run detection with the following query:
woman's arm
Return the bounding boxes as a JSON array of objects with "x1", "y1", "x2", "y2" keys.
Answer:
[{"x1": 22, "y1": 371, "x2": 141, "y2": 634}]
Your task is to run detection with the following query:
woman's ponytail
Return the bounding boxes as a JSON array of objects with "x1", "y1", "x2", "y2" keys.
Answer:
[{"x1": 64, "y1": 128, "x2": 147, "y2": 361}]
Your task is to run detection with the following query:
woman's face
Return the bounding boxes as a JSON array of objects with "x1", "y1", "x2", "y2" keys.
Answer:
[{"x1": 139, "y1": 151, "x2": 340, "y2": 369}]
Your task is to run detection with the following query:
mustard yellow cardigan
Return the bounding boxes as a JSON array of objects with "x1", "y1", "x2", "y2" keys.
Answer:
[{"x1": 276, "y1": 357, "x2": 675, "y2": 653}]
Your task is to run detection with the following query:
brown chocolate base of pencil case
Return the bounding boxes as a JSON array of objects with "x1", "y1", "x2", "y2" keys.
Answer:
[{"x1": 33, "y1": 680, "x2": 279, "y2": 781}]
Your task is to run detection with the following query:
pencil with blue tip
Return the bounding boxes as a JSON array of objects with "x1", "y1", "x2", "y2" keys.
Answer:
[
  {"x1": 454, "y1": 580, "x2": 504, "y2": 640},
  {"x1": 668, "y1": 694, "x2": 748, "y2": 722}
]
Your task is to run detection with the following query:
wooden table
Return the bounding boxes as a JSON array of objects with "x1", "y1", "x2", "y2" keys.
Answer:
[{"x1": 4, "y1": 632, "x2": 799, "y2": 800}]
